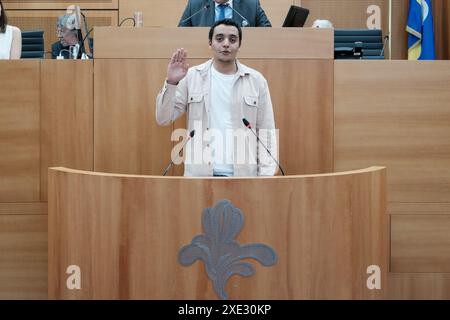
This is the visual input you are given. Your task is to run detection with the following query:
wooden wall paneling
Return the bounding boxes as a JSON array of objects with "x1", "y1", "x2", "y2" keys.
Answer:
[
  {"x1": 94, "y1": 27, "x2": 333, "y2": 59},
  {"x1": 334, "y1": 61, "x2": 450, "y2": 203},
  {"x1": 391, "y1": 215, "x2": 450, "y2": 273},
  {"x1": 93, "y1": 59, "x2": 175, "y2": 175},
  {"x1": 172, "y1": 118, "x2": 188, "y2": 177},
  {"x1": 259, "y1": 0, "x2": 295, "y2": 27},
  {"x1": 48, "y1": 167, "x2": 387, "y2": 299},
  {"x1": 391, "y1": 0, "x2": 409, "y2": 60},
  {"x1": 7, "y1": 10, "x2": 118, "y2": 59},
  {"x1": 118, "y1": 0, "x2": 186, "y2": 27},
  {"x1": 117, "y1": 0, "x2": 294, "y2": 28},
  {"x1": 297, "y1": 0, "x2": 389, "y2": 30},
  {"x1": 93, "y1": 58, "x2": 333, "y2": 176},
  {"x1": 389, "y1": 203, "x2": 450, "y2": 214},
  {"x1": 0, "y1": 203, "x2": 47, "y2": 215},
  {"x1": 40, "y1": 60, "x2": 94, "y2": 201},
  {"x1": 388, "y1": 273, "x2": 450, "y2": 300},
  {"x1": 0, "y1": 61, "x2": 40, "y2": 202},
  {"x1": 433, "y1": 0, "x2": 450, "y2": 60},
  {"x1": 3, "y1": 0, "x2": 119, "y2": 10},
  {"x1": 0, "y1": 215, "x2": 47, "y2": 300},
  {"x1": 242, "y1": 59, "x2": 333, "y2": 175}
]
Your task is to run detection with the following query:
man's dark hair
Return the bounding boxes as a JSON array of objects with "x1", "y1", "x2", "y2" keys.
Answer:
[
  {"x1": 208, "y1": 19, "x2": 242, "y2": 46},
  {"x1": 0, "y1": 0, "x2": 8, "y2": 34}
]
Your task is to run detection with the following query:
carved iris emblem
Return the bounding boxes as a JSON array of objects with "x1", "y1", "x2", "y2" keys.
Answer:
[{"x1": 178, "y1": 200, "x2": 277, "y2": 300}]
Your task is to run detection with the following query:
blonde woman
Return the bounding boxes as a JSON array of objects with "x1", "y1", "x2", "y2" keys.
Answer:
[{"x1": 0, "y1": 0, "x2": 22, "y2": 59}]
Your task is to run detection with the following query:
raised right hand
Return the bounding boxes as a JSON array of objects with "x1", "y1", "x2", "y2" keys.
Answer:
[{"x1": 167, "y1": 48, "x2": 189, "y2": 85}]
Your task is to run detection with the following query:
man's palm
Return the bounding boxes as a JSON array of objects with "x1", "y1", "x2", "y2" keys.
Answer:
[{"x1": 167, "y1": 48, "x2": 189, "y2": 85}]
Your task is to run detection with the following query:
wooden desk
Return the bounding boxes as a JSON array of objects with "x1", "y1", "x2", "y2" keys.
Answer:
[
  {"x1": 2, "y1": 57, "x2": 450, "y2": 300},
  {"x1": 48, "y1": 167, "x2": 388, "y2": 299},
  {"x1": 94, "y1": 27, "x2": 334, "y2": 59}
]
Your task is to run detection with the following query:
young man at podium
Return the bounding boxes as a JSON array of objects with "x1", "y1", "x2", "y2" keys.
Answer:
[{"x1": 156, "y1": 19, "x2": 278, "y2": 177}]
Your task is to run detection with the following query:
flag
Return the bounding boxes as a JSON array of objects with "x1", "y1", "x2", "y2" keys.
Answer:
[{"x1": 406, "y1": 0, "x2": 436, "y2": 60}]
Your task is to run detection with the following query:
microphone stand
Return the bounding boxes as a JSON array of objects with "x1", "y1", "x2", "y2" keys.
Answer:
[
  {"x1": 162, "y1": 130, "x2": 195, "y2": 176},
  {"x1": 179, "y1": 4, "x2": 211, "y2": 25},
  {"x1": 242, "y1": 119, "x2": 285, "y2": 176},
  {"x1": 380, "y1": 35, "x2": 389, "y2": 58},
  {"x1": 224, "y1": 3, "x2": 249, "y2": 27}
]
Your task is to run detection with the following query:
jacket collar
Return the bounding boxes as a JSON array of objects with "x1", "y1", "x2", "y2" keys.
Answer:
[
  {"x1": 214, "y1": 0, "x2": 234, "y2": 8},
  {"x1": 196, "y1": 58, "x2": 250, "y2": 78}
]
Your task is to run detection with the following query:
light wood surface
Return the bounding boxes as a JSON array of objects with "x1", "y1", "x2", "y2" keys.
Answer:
[
  {"x1": 118, "y1": 0, "x2": 185, "y2": 27},
  {"x1": 93, "y1": 59, "x2": 176, "y2": 175},
  {"x1": 0, "y1": 61, "x2": 40, "y2": 203},
  {"x1": 118, "y1": 0, "x2": 294, "y2": 28},
  {"x1": 391, "y1": 215, "x2": 450, "y2": 273},
  {"x1": 2, "y1": 58, "x2": 450, "y2": 299},
  {"x1": 242, "y1": 59, "x2": 333, "y2": 174},
  {"x1": 391, "y1": 0, "x2": 409, "y2": 60},
  {"x1": 0, "y1": 215, "x2": 47, "y2": 300},
  {"x1": 40, "y1": 61, "x2": 94, "y2": 201},
  {"x1": 388, "y1": 273, "x2": 450, "y2": 300},
  {"x1": 94, "y1": 59, "x2": 333, "y2": 176},
  {"x1": 297, "y1": 0, "x2": 388, "y2": 30},
  {"x1": 94, "y1": 27, "x2": 334, "y2": 59},
  {"x1": 3, "y1": 0, "x2": 118, "y2": 10},
  {"x1": 388, "y1": 202, "x2": 450, "y2": 214},
  {"x1": 0, "y1": 203, "x2": 47, "y2": 215},
  {"x1": 334, "y1": 61, "x2": 450, "y2": 203},
  {"x1": 48, "y1": 166, "x2": 387, "y2": 299},
  {"x1": 259, "y1": 0, "x2": 295, "y2": 27}
]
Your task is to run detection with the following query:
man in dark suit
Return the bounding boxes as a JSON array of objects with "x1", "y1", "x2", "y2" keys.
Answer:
[{"x1": 178, "y1": 0, "x2": 271, "y2": 27}]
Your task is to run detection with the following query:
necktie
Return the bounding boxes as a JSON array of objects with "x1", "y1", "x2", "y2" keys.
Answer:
[{"x1": 218, "y1": 4, "x2": 227, "y2": 21}]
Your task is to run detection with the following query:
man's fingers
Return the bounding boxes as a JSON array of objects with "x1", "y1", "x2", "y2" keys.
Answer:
[
  {"x1": 170, "y1": 51, "x2": 177, "y2": 64},
  {"x1": 175, "y1": 49, "x2": 182, "y2": 63},
  {"x1": 177, "y1": 48, "x2": 186, "y2": 63}
]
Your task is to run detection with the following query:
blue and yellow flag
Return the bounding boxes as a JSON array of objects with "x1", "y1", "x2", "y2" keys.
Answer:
[{"x1": 406, "y1": 0, "x2": 436, "y2": 60}]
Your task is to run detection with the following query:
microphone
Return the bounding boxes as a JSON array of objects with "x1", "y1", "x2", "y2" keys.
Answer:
[
  {"x1": 73, "y1": 5, "x2": 82, "y2": 30},
  {"x1": 70, "y1": 43, "x2": 80, "y2": 60},
  {"x1": 223, "y1": 3, "x2": 249, "y2": 27},
  {"x1": 162, "y1": 130, "x2": 195, "y2": 176},
  {"x1": 380, "y1": 35, "x2": 389, "y2": 57},
  {"x1": 242, "y1": 118, "x2": 285, "y2": 176},
  {"x1": 179, "y1": 4, "x2": 211, "y2": 25},
  {"x1": 71, "y1": 6, "x2": 84, "y2": 59}
]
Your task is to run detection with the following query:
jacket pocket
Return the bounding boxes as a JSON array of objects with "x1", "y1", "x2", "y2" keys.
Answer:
[
  {"x1": 242, "y1": 95, "x2": 259, "y2": 125},
  {"x1": 188, "y1": 93, "x2": 204, "y2": 119},
  {"x1": 244, "y1": 96, "x2": 259, "y2": 107}
]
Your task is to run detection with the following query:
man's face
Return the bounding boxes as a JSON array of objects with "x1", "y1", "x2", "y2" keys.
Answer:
[
  {"x1": 214, "y1": 0, "x2": 229, "y2": 4},
  {"x1": 60, "y1": 27, "x2": 78, "y2": 46},
  {"x1": 209, "y1": 24, "x2": 240, "y2": 63},
  {"x1": 56, "y1": 25, "x2": 63, "y2": 39}
]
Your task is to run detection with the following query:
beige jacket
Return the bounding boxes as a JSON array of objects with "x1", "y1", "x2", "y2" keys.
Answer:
[{"x1": 156, "y1": 59, "x2": 278, "y2": 177}]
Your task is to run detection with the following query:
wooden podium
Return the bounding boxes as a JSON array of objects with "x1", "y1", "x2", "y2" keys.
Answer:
[
  {"x1": 48, "y1": 167, "x2": 388, "y2": 300},
  {"x1": 93, "y1": 27, "x2": 334, "y2": 59}
]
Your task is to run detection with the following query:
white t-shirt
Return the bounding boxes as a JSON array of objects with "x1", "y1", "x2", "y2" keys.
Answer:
[
  {"x1": 0, "y1": 25, "x2": 13, "y2": 60},
  {"x1": 210, "y1": 65, "x2": 237, "y2": 176}
]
